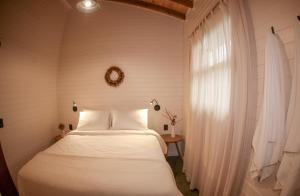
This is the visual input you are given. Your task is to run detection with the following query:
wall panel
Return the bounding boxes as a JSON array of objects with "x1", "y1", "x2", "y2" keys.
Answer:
[
  {"x1": 57, "y1": 1, "x2": 184, "y2": 141},
  {"x1": 0, "y1": 0, "x2": 67, "y2": 182}
]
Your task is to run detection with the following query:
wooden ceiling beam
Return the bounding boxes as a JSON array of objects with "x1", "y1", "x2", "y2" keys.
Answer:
[
  {"x1": 105, "y1": 0, "x2": 186, "y2": 20},
  {"x1": 169, "y1": 0, "x2": 193, "y2": 8}
]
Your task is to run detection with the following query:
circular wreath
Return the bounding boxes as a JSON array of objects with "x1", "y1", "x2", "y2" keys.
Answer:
[{"x1": 105, "y1": 66, "x2": 124, "y2": 87}]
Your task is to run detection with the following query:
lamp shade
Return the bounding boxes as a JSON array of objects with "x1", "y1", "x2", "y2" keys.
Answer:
[
  {"x1": 150, "y1": 99, "x2": 160, "y2": 111},
  {"x1": 72, "y1": 101, "x2": 78, "y2": 112}
]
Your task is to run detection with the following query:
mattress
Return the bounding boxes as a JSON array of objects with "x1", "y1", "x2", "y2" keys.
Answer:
[{"x1": 17, "y1": 129, "x2": 182, "y2": 196}]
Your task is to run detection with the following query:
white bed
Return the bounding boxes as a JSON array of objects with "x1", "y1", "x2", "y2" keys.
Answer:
[{"x1": 17, "y1": 129, "x2": 182, "y2": 196}]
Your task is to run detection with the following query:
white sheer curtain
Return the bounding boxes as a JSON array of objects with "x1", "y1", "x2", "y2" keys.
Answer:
[{"x1": 184, "y1": 0, "x2": 257, "y2": 195}]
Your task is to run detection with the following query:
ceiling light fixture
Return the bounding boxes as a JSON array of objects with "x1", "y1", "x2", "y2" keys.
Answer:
[{"x1": 76, "y1": 0, "x2": 100, "y2": 13}]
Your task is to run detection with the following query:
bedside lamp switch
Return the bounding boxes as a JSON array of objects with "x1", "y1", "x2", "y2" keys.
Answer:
[
  {"x1": 164, "y1": 124, "x2": 168, "y2": 131},
  {"x1": 0, "y1": 118, "x2": 4, "y2": 128}
]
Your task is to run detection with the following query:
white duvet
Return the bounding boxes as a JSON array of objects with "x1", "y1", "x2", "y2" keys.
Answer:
[{"x1": 18, "y1": 130, "x2": 182, "y2": 196}]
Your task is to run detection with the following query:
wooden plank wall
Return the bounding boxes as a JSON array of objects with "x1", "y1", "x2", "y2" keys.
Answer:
[
  {"x1": 0, "y1": 0, "x2": 67, "y2": 182},
  {"x1": 57, "y1": 1, "x2": 184, "y2": 140}
]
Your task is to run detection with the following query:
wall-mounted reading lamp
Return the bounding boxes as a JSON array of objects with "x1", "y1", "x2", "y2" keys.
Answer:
[
  {"x1": 72, "y1": 101, "x2": 78, "y2": 112},
  {"x1": 150, "y1": 99, "x2": 160, "y2": 111}
]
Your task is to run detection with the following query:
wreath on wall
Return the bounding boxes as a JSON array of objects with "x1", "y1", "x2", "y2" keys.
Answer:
[{"x1": 105, "y1": 66, "x2": 125, "y2": 87}]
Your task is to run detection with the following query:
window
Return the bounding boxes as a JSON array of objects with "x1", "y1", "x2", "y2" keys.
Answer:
[{"x1": 190, "y1": 11, "x2": 231, "y2": 120}]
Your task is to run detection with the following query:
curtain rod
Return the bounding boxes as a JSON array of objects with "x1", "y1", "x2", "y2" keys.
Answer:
[{"x1": 188, "y1": 0, "x2": 224, "y2": 39}]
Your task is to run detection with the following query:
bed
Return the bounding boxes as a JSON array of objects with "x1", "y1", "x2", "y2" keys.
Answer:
[{"x1": 17, "y1": 128, "x2": 182, "y2": 196}]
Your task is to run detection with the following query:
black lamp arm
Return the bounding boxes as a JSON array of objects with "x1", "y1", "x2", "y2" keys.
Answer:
[{"x1": 150, "y1": 99, "x2": 159, "y2": 105}]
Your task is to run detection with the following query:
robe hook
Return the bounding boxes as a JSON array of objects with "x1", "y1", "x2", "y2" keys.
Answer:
[{"x1": 271, "y1": 26, "x2": 275, "y2": 34}]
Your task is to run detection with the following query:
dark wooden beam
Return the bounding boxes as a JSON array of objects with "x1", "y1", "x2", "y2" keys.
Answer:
[
  {"x1": 169, "y1": 0, "x2": 193, "y2": 8},
  {"x1": 106, "y1": 0, "x2": 186, "y2": 20}
]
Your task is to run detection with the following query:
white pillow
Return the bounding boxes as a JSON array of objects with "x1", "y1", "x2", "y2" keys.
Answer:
[
  {"x1": 77, "y1": 110, "x2": 110, "y2": 131},
  {"x1": 111, "y1": 109, "x2": 148, "y2": 130}
]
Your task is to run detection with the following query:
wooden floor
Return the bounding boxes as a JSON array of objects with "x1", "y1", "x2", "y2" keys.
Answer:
[{"x1": 167, "y1": 156, "x2": 199, "y2": 196}]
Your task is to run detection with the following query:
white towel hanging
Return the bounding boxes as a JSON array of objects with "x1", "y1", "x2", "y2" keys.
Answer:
[
  {"x1": 275, "y1": 19, "x2": 300, "y2": 196},
  {"x1": 251, "y1": 30, "x2": 291, "y2": 181}
]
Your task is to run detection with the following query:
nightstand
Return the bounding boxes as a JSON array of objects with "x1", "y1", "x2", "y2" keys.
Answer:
[
  {"x1": 161, "y1": 134, "x2": 184, "y2": 160},
  {"x1": 54, "y1": 134, "x2": 64, "y2": 142}
]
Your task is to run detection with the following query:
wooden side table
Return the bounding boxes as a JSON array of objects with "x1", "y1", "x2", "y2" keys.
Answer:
[
  {"x1": 161, "y1": 134, "x2": 184, "y2": 160},
  {"x1": 54, "y1": 134, "x2": 64, "y2": 142}
]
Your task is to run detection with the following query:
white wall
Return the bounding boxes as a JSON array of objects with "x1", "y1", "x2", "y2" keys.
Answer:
[
  {"x1": 0, "y1": 0, "x2": 67, "y2": 182},
  {"x1": 57, "y1": 1, "x2": 184, "y2": 136}
]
